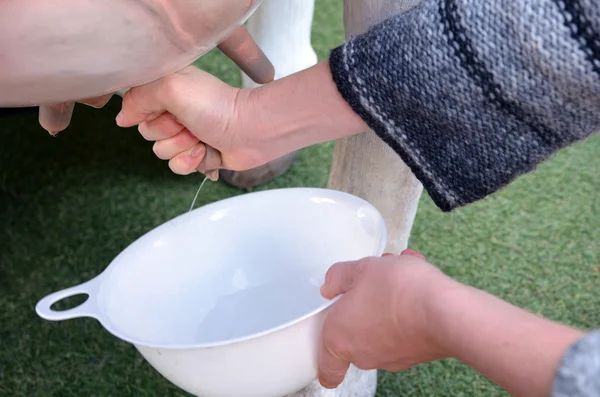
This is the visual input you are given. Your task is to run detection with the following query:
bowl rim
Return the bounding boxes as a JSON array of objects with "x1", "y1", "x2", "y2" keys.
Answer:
[{"x1": 52, "y1": 187, "x2": 388, "y2": 350}]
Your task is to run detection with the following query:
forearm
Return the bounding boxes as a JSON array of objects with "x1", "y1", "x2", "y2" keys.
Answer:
[
  {"x1": 243, "y1": 60, "x2": 368, "y2": 159},
  {"x1": 431, "y1": 279, "x2": 585, "y2": 397}
]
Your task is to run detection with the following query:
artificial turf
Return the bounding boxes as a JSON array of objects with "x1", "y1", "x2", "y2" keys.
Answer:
[{"x1": 0, "y1": 1, "x2": 598, "y2": 396}]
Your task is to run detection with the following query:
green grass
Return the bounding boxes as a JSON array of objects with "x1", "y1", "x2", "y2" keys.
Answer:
[{"x1": 0, "y1": 1, "x2": 598, "y2": 396}]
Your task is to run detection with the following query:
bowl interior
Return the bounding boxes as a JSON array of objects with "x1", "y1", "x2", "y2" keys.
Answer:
[{"x1": 96, "y1": 188, "x2": 386, "y2": 348}]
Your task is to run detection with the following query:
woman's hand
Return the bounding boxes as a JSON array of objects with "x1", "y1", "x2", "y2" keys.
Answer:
[
  {"x1": 116, "y1": 61, "x2": 369, "y2": 179},
  {"x1": 318, "y1": 250, "x2": 585, "y2": 397},
  {"x1": 115, "y1": 66, "x2": 260, "y2": 179},
  {"x1": 317, "y1": 249, "x2": 454, "y2": 388}
]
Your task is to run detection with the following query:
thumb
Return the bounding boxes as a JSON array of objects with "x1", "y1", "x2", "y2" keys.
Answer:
[
  {"x1": 116, "y1": 79, "x2": 168, "y2": 128},
  {"x1": 116, "y1": 66, "x2": 201, "y2": 128},
  {"x1": 320, "y1": 261, "x2": 363, "y2": 300},
  {"x1": 317, "y1": 327, "x2": 351, "y2": 389}
]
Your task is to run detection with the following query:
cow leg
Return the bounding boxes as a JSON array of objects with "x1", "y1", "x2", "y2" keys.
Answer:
[{"x1": 220, "y1": 0, "x2": 317, "y2": 189}]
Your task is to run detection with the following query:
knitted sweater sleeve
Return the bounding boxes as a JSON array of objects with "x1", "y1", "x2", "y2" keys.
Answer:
[
  {"x1": 328, "y1": 0, "x2": 600, "y2": 212},
  {"x1": 552, "y1": 330, "x2": 600, "y2": 397}
]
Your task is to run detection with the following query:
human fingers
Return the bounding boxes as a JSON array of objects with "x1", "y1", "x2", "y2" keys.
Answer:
[
  {"x1": 320, "y1": 261, "x2": 364, "y2": 300},
  {"x1": 401, "y1": 248, "x2": 427, "y2": 260},
  {"x1": 138, "y1": 112, "x2": 186, "y2": 141},
  {"x1": 381, "y1": 250, "x2": 426, "y2": 260},
  {"x1": 196, "y1": 144, "x2": 222, "y2": 181},
  {"x1": 168, "y1": 143, "x2": 206, "y2": 175},
  {"x1": 116, "y1": 71, "x2": 193, "y2": 128},
  {"x1": 153, "y1": 130, "x2": 200, "y2": 160}
]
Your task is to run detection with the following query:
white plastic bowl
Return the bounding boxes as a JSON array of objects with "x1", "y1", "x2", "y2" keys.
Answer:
[{"x1": 35, "y1": 188, "x2": 387, "y2": 397}]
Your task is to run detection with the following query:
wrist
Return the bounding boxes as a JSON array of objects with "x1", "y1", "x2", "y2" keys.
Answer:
[
  {"x1": 420, "y1": 273, "x2": 467, "y2": 360},
  {"x1": 239, "y1": 60, "x2": 369, "y2": 162}
]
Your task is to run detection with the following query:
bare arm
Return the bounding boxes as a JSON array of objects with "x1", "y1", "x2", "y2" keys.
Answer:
[
  {"x1": 430, "y1": 279, "x2": 586, "y2": 397},
  {"x1": 318, "y1": 253, "x2": 596, "y2": 397},
  {"x1": 243, "y1": 60, "x2": 369, "y2": 158}
]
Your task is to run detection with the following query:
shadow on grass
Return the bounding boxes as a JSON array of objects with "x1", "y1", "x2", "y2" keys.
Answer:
[{"x1": 0, "y1": 98, "x2": 213, "y2": 397}]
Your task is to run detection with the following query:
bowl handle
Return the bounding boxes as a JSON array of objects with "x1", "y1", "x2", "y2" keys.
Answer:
[{"x1": 35, "y1": 276, "x2": 102, "y2": 322}]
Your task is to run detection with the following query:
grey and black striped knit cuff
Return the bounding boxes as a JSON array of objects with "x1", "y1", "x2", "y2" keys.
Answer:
[
  {"x1": 552, "y1": 329, "x2": 600, "y2": 397},
  {"x1": 328, "y1": 0, "x2": 600, "y2": 212},
  {"x1": 329, "y1": 42, "x2": 456, "y2": 212}
]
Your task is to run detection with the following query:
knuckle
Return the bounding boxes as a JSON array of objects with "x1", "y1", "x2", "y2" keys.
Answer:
[
  {"x1": 120, "y1": 90, "x2": 133, "y2": 108},
  {"x1": 122, "y1": 87, "x2": 141, "y2": 111},
  {"x1": 161, "y1": 74, "x2": 185, "y2": 103},
  {"x1": 354, "y1": 260, "x2": 367, "y2": 274},
  {"x1": 138, "y1": 123, "x2": 153, "y2": 141},
  {"x1": 324, "y1": 263, "x2": 340, "y2": 285},
  {"x1": 152, "y1": 142, "x2": 168, "y2": 160},
  {"x1": 168, "y1": 158, "x2": 187, "y2": 175},
  {"x1": 172, "y1": 155, "x2": 200, "y2": 176},
  {"x1": 330, "y1": 260, "x2": 351, "y2": 276},
  {"x1": 360, "y1": 256, "x2": 379, "y2": 266},
  {"x1": 344, "y1": 261, "x2": 365, "y2": 286},
  {"x1": 354, "y1": 257, "x2": 379, "y2": 276}
]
